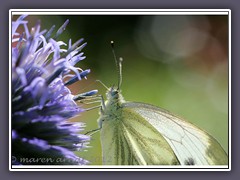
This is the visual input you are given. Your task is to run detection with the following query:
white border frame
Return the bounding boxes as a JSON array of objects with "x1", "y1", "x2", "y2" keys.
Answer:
[{"x1": 9, "y1": 9, "x2": 231, "y2": 171}]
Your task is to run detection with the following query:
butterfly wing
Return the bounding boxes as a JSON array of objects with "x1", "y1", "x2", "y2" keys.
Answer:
[
  {"x1": 100, "y1": 103, "x2": 180, "y2": 165},
  {"x1": 99, "y1": 114, "x2": 139, "y2": 165},
  {"x1": 122, "y1": 102, "x2": 228, "y2": 165}
]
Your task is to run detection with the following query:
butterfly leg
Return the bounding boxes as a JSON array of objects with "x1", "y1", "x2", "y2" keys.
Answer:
[{"x1": 84, "y1": 127, "x2": 101, "y2": 136}]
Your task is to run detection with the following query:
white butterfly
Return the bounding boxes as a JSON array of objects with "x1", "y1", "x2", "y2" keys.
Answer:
[{"x1": 88, "y1": 42, "x2": 228, "y2": 165}]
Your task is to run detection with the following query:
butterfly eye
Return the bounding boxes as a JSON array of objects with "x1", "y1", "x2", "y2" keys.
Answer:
[
  {"x1": 110, "y1": 89, "x2": 119, "y2": 97},
  {"x1": 112, "y1": 91, "x2": 117, "y2": 95}
]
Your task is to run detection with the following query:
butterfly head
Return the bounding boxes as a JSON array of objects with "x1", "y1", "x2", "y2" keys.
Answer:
[
  {"x1": 102, "y1": 85, "x2": 125, "y2": 111},
  {"x1": 106, "y1": 86, "x2": 121, "y2": 100}
]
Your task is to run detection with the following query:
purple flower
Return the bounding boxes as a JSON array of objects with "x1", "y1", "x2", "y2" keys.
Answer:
[{"x1": 11, "y1": 15, "x2": 97, "y2": 165}]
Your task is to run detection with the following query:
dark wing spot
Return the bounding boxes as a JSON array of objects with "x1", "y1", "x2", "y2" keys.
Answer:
[{"x1": 184, "y1": 158, "x2": 195, "y2": 165}]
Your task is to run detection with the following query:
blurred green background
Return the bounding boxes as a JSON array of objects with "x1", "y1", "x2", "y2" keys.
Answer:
[{"x1": 26, "y1": 15, "x2": 228, "y2": 165}]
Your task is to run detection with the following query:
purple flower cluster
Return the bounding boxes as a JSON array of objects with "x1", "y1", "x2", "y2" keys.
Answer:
[{"x1": 11, "y1": 15, "x2": 96, "y2": 165}]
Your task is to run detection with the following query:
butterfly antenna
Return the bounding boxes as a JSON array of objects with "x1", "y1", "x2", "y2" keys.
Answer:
[
  {"x1": 111, "y1": 41, "x2": 122, "y2": 90},
  {"x1": 118, "y1": 57, "x2": 123, "y2": 89}
]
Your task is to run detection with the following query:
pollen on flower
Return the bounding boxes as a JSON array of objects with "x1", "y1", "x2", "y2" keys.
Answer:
[{"x1": 11, "y1": 15, "x2": 97, "y2": 165}]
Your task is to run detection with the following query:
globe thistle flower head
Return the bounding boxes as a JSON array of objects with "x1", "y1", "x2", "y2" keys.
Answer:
[{"x1": 12, "y1": 15, "x2": 97, "y2": 165}]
